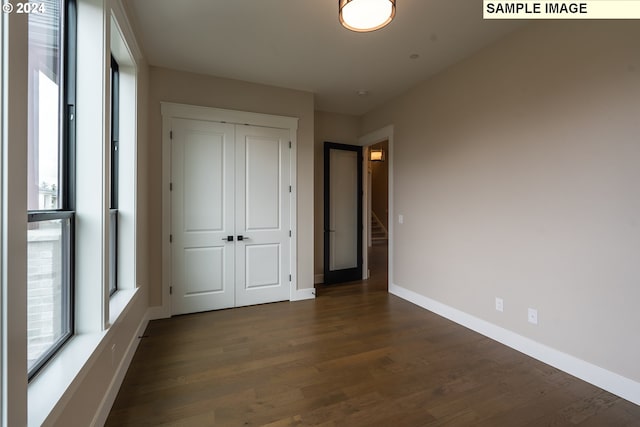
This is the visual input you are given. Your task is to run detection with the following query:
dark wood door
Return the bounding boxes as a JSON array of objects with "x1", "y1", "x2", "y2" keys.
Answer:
[{"x1": 323, "y1": 142, "x2": 363, "y2": 284}]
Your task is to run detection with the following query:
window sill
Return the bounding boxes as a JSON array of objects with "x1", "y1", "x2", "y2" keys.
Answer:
[
  {"x1": 28, "y1": 287, "x2": 139, "y2": 427},
  {"x1": 109, "y1": 288, "x2": 138, "y2": 326}
]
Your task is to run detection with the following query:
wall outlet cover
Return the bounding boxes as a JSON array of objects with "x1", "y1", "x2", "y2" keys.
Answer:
[{"x1": 528, "y1": 308, "x2": 538, "y2": 325}]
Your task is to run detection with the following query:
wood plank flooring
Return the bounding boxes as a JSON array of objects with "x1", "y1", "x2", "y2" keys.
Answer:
[{"x1": 106, "y1": 246, "x2": 639, "y2": 426}]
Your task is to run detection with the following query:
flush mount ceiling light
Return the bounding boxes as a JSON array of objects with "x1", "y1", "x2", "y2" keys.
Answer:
[{"x1": 339, "y1": 0, "x2": 396, "y2": 32}]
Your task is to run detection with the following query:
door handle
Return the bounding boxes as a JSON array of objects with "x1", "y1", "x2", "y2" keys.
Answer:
[
  {"x1": 237, "y1": 235, "x2": 250, "y2": 241},
  {"x1": 222, "y1": 235, "x2": 234, "y2": 242}
]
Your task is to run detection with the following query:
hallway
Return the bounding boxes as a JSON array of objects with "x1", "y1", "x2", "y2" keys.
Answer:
[{"x1": 316, "y1": 242, "x2": 388, "y2": 297}]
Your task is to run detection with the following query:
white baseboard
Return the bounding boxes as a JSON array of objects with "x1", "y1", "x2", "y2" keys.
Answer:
[
  {"x1": 314, "y1": 274, "x2": 324, "y2": 285},
  {"x1": 291, "y1": 287, "x2": 316, "y2": 301},
  {"x1": 147, "y1": 304, "x2": 171, "y2": 320},
  {"x1": 389, "y1": 283, "x2": 640, "y2": 406},
  {"x1": 91, "y1": 311, "x2": 150, "y2": 427}
]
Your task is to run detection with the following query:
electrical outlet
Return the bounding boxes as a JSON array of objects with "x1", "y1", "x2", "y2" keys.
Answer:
[
  {"x1": 398, "y1": 214, "x2": 404, "y2": 224},
  {"x1": 528, "y1": 308, "x2": 538, "y2": 325},
  {"x1": 495, "y1": 297, "x2": 504, "y2": 312}
]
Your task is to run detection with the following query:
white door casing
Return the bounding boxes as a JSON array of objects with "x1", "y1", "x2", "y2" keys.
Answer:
[
  {"x1": 171, "y1": 117, "x2": 292, "y2": 315},
  {"x1": 357, "y1": 125, "x2": 394, "y2": 284},
  {"x1": 160, "y1": 103, "x2": 299, "y2": 319}
]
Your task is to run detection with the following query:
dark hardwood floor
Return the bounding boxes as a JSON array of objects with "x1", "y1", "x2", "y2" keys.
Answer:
[{"x1": 106, "y1": 244, "x2": 640, "y2": 426}]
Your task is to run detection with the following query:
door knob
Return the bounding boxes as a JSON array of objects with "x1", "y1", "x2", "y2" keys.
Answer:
[
  {"x1": 237, "y1": 235, "x2": 250, "y2": 241},
  {"x1": 222, "y1": 235, "x2": 234, "y2": 242}
]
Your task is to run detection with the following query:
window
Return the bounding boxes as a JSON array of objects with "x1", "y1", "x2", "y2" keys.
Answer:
[
  {"x1": 109, "y1": 55, "x2": 119, "y2": 296},
  {"x1": 27, "y1": 0, "x2": 76, "y2": 379},
  {"x1": 0, "y1": 10, "x2": 5, "y2": 421}
]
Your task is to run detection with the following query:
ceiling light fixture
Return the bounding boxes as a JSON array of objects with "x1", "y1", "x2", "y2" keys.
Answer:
[
  {"x1": 339, "y1": 0, "x2": 396, "y2": 32},
  {"x1": 370, "y1": 148, "x2": 385, "y2": 162}
]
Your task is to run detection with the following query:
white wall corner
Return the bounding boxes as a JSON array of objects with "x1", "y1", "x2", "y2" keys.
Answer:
[
  {"x1": 389, "y1": 283, "x2": 640, "y2": 407},
  {"x1": 291, "y1": 288, "x2": 316, "y2": 302}
]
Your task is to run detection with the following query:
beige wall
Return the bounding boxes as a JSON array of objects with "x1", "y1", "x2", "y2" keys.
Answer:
[
  {"x1": 362, "y1": 21, "x2": 640, "y2": 383},
  {"x1": 148, "y1": 67, "x2": 315, "y2": 305},
  {"x1": 314, "y1": 111, "x2": 361, "y2": 277},
  {"x1": 370, "y1": 140, "x2": 389, "y2": 230}
]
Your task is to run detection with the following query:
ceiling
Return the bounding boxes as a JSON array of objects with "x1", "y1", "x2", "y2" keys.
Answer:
[{"x1": 128, "y1": 0, "x2": 525, "y2": 116}]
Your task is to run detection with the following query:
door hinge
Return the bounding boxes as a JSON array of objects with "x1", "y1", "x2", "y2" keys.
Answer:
[
  {"x1": 289, "y1": 230, "x2": 292, "y2": 237},
  {"x1": 170, "y1": 130, "x2": 173, "y2": 139},
  {"x1": 289, "y1": 141, "x2": 292, "y2": 149},
  {"x1": 289, "y1": 274, "x2": 292, "y2": 282},
  {"x1": 170, "y1": 286, "x2": 173, "y2": 295},
  {"x1": 170, "y1": 182, "x2": 173, "y2": 191},
  {"x1": 289, "y1": 185, "x2": 292, "y2": 193},
  {"x1": 170, "y1": 234, "x2": 173, "y2": 243}
]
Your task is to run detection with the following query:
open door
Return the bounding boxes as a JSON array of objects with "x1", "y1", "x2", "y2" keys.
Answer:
[{"x1": 323, "y1": 142, "x2": 363, "y2": 284}]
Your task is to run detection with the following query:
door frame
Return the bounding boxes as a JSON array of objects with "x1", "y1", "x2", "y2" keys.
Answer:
[
  {"x1": 323, "y1": 142, "x2": 363, "y2": 284},
  {"x1": 158, "y1": 102, "x2": 299, "y2": 318},
  {"x1": 358, "y1": 126, "x2": 394, "y2": 286}
]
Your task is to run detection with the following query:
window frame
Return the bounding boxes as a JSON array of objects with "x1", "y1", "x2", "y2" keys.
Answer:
[
  {"x1": 109, "y1": 54, "x2": 119, "y2": 296},
  {"x1": 0, "y1": 9, "x2": 5, "y2": 423},
  {"x1": 26, "y1": 0, "x2": 77, "y2": 381}
]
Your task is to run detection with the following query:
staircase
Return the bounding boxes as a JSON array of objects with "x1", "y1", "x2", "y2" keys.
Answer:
[{"x1": 371, "y1": 213, "x2": 388, "y2": 245}]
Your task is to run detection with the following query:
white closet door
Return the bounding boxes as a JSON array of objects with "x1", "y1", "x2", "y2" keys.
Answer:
[
  {"x1": 171, "y1": 120, "x2": 291, "y2": 315},
  {"x1": 235, "y1": 126, "x2": 291, "y2": 307},
  {"x1": 171, "y1": 119, "x2": 236, "y2": 315}
]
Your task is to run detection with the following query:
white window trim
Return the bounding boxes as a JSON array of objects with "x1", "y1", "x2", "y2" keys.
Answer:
[
  {"x1": 109, "y1": 12, "x2": 138, "y2": 303},
  {"x1": 2, "y1": 10, "x2": 29, "y2": 427},
  {"x1": 0, "y1": 8, "x2": 7, "y2": 425},
  {"x1": 0, "y1": 10, "x2": 5, "y2": 424},
  {"x1": 26, "y1": 1, "x2": 142, "y2": 425}
]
